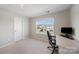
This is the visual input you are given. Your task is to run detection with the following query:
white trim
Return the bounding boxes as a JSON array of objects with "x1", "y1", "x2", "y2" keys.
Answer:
[
  {"x1": 0, "y1": 37, "x2": 29, "y2": 48},
  {"x1": 0, "y1": 40, "x2": 16, "y2": 48}
]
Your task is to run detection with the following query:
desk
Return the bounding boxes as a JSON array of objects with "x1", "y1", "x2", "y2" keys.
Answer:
[
  {"x1": 54, "y1": 35, "x2": 79, "y2": 54},
  {"x1": 56, "y1": 35, "x2": 79, "y2": 50}
]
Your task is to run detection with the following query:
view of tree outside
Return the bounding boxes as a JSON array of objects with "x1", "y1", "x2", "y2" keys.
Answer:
[{"x1": 36, "y1": 18, "x2": 54, "y2": 34}]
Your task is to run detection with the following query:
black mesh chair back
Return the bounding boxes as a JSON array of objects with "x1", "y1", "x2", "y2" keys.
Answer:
[{"x1": 47, "y1": 31, "x2": 59, "y2": 54}]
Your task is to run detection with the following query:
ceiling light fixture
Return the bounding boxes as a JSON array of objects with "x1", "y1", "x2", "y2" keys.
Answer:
[
  {"x1": 19, "y1": 4, "x2": 24, "y2": 9},
  {"x1": 46, "y1": 10, "x2": 51, "y2": 14}
]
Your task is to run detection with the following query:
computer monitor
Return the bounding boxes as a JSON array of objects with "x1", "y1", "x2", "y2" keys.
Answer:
[{"x1": 61, "y1": 27, "x2": 73, "y2": 34}]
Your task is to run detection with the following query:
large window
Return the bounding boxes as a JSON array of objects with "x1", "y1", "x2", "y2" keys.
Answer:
[{"x1": 36, "y1": 18, "x2": 54, "y2": 34}]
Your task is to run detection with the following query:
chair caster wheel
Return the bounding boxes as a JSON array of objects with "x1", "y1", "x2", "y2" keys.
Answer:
[{"x1": 47, "y1": 47, "x2": 49, "y2": 48}]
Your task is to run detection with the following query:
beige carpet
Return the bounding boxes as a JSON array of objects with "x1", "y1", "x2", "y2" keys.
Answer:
[
  {"x1": 0, "y1": 38, "x2": 79, "y2": 54},
  {"x1": 0, "y1": 39, "x2": 51, "y2": 54}
]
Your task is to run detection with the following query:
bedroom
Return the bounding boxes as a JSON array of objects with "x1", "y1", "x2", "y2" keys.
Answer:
[{"x1": 0, "y1": 4, "x2": 79, "y2": 54}]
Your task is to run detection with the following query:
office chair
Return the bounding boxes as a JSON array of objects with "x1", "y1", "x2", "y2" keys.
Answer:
[{"x1": 47, "y1": 31, "x2": 59, "y2": 54}]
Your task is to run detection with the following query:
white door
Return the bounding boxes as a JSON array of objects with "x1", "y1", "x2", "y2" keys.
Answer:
[{"x1": 14, "y1": 17, "x2": 23, "y2": 41}]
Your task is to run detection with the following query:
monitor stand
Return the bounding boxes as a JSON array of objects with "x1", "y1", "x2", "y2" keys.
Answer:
[{"x1": 61, "y1": 34, "x2": 74, "y2": 40}]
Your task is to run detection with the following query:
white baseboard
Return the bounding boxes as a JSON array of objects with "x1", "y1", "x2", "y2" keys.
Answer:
[
  {"x1": 0, "y1": 38, "x2": 28, "y2": 48},
  {"x1": 0, "y1": 40, "x2": 16, "y2": 48}
]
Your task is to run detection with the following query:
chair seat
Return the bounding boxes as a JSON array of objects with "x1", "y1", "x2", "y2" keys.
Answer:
[
  {"x1": 51, "y1": 45, "x2": 59, "y2": 48},
  {"x1": 55, "y1": 45, "x2": 59, "y2": 48}
]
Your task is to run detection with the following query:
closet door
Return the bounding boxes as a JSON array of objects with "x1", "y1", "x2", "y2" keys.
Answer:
[{"x1": 14, "y1": 16, "x2": 23, "y2": 41}]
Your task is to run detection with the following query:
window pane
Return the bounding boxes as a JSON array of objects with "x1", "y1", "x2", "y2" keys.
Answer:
[
  {"x1": 36, "y1": 18, "x2": 54, "y2": 25},
  {"x1": 36, "y1": 18, "x2": 54, "y2": 34}
]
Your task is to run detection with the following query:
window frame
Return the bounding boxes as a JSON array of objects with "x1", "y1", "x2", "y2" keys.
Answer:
[{"x1": 36, "y1": 17, "x2": 55, "y2": 35}]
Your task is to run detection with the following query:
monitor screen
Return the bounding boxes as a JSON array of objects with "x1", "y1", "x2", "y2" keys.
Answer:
[{"x1": 61, "y1": 27, "x2": 73, "y2": 34}]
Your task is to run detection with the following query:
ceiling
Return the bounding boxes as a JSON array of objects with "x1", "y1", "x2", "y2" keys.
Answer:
[{"x1": 0, "y1": 4, "x2": 72, "y2": 17}]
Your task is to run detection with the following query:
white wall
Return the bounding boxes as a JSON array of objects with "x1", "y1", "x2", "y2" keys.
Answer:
[
  {"x1": 23, "y1": 17, "x2": 29, "y2": 39},
  {"x1": 0, "y1": 9, "x2": 29, "y2": 47},
  {"x1": 29, "y1": 9, "x2": 70, "y2": 42},
  {"x1": 0, "y1": 9, "x2": 14, "y2": 47},
  {"x1": 70, "y1": 5, "x2": 79, "y2": 41},
  {"x1": 54, "y1": 9, "x2": 71, "y2": 35}
]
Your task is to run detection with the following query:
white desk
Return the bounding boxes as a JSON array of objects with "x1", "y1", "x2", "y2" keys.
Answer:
[
  {"x1": 55, "y1": 35, "x2": 79, "y2": 53},
  {"x1": 56, "y1": 35, "x2": 79, "y2": 50}
]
